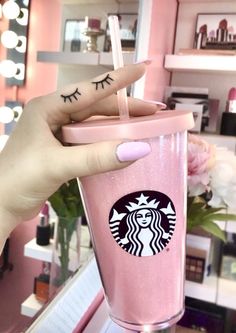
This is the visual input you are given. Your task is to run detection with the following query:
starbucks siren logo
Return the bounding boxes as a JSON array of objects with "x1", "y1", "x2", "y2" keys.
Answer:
[{"x1": 109, "y1": 191, "x2": 176, "y2": 257}]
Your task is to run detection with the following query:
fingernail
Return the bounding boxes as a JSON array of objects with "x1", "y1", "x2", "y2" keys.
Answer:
[
  {"x1": 144, "y1": 100, "x2": 167, "y2": 109},
  {"x1": 116, "y1": 141, "x2": 151, "y2": 162},
  {"x1": 135, "y1": 59, "x2": 152, "y2": 65}
]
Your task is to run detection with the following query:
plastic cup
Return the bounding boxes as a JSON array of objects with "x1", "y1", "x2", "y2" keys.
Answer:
[{"x1": 62, "y1": 111, "x2": 194, "y2": 331}]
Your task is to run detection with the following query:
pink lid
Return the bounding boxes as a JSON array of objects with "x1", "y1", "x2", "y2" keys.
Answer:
[{"x1": 62, "y1": 110, "x2": 194, "y2": 144}]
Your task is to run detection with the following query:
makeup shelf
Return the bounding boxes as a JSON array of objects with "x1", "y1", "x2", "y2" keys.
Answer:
[
  {"x1": 21, "y1": 294, "x2": 43, "y2": 318},
  {"x1": 37, "y1": 51, "x2": 135, "y2": 66},
  {"x1": 21, "y1": 250, "x2": 94, "y2": 318},
  {"x1": 21, "y1": 226, "x2": 93, "y2": 318},
  {"x1": 39, "y1": 52, "x2": 236, "y2": 72},
  {"x1": 164, "y1": 55, "x2": 236, "y2": 73},
  {"x1": 24, "y1": 257, "x2": 104, "y2": 332},
  {"x1": 24, "y1": 238, "x2": 54, "y2": 263}
]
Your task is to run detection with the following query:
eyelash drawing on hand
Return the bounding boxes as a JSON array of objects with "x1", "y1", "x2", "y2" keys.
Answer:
[
  {"x1": 60, "y1": 88, "x2": 81, "y2": 103},
  {"x1": 92, "y1": 73, "x2": 114, "y2": 90}
]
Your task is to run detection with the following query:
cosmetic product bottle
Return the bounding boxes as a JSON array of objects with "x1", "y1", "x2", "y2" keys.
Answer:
[
  {"x1": 36, "y1": 203, "x2": 51, "y2": 246},
  {"x1": 70, "y1": 28, "x2": 81, "y2": 52},
  {"x1": 220, "y1": 87, "x2": 236, "y2": 136},
  {"x1": 34, "y1": 262, "x2": 50, "y2": 303}
]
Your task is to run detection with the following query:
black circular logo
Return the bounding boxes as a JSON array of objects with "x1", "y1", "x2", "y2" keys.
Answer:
[{"x1": 109, "y1": 191, "x2": 176, "y2": 257}]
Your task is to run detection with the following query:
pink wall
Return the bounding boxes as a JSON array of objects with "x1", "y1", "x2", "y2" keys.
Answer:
[
  {"x1": 0, "y1": 218, "x2": 40, "y2": 333},
  {"x1": 0, "y1": 0, "x2": 61, "y2": 331},
  {"x1": 144, "y1": 0, "x2": 178, "y2": 101}
]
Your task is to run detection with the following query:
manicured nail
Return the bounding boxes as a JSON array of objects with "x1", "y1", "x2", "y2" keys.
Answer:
[
  {"x1": 116, "y1": 141, "x2": 151, "y2": 162},
  {"x1": 135, "y1": 59, "x2": 152, "y2": 65},
  {"x1": 144, "y1": 100, "x2": 167, "y2": 109}
]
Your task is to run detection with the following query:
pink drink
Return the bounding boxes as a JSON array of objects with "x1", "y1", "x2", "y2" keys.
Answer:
[{"x1": 62, "y1": 111, "x2": 194, "y2": 331}]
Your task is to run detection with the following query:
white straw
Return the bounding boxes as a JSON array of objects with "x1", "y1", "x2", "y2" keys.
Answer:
[{"x1": 108, "y1": 15, "x2": 129, "y2": 120}]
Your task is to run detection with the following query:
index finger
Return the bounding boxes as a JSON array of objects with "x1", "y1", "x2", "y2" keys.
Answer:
[{"x1": 46, "y1": 62, "x2": 149, "y2": 115}]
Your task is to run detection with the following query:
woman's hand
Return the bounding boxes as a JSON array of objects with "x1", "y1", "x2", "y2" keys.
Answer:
[{"x1": 0, "y1": 62, "x2": 161, "y2": 236}]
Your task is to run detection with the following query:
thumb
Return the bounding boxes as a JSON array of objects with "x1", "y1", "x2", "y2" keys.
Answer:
[{"x1": 51, "y1": 140, "x2": 151, "y2": 182}]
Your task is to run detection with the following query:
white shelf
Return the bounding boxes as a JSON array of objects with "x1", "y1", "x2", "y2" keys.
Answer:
[
  {"x1": 185, "y1": 275, "x2": 218, "y2": 303},
  {"x1": 21, "y1": 294, "x2": 43, "y2": 318},
  {"x1": 164, "y1": 54, "x2": 236, "y2": 73},
  {"x1": 24, "y1": 238, "x2": 53, "y2": 262},
  {"x1": 199, "y1": 133, "x2": 236, "y2": 152},
  {"x1": 37, "y1": 51, "x2": 99, "y2": 65},
  {"x1": 24, "y1": 237, "x2": 92, "y2": 268},
  {"x1": 99, "y1": 51, "x2": 135, "y2": 66},
  {"x1": 37, "y1": 51, "x2": 134, "y2": 66},
  {"x1": 225, "y1": 208, "x2": 236, "y2": 233},
  {"x1": 226, "y1": 221, "x2": 236, "y2": 234},
  {"x1": 217, "y1": 278, "x2": 236, "y2": 310}
]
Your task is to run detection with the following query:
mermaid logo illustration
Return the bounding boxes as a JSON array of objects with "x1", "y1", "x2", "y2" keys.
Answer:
[{"x1": 109, "y1": 191, "x2": 176, "y2": 257}]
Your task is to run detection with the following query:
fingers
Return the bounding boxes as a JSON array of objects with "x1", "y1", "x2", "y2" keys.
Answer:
[
  {"x1": 49, "y1": 140, "x2": 151, "y2": 182},
  {"x1": 42, "y1": 62, "x2": 149, "y2": 118},
  {"x1": 66, "y1": 95, "x2": 163, "y2": 122}
]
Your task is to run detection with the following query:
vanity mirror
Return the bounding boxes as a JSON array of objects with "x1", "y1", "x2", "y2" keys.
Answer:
[{"x1": 1, "y1": 0, "x2": 30, "y2": 86}]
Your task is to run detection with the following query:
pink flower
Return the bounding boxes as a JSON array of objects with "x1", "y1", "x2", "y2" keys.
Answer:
[{"x1": 188, "y1": 134, "x2": 215, "y2": 196}]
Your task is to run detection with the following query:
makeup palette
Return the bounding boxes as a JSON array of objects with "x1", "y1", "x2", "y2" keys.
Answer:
[{"x1": 186, "y1": 247, "x2": 206, "y2": 283}]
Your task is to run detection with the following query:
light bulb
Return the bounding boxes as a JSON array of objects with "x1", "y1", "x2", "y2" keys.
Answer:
[
  {"x1": 22, "y1": 0, "x2": 29, "y2": 6},
  {"x1": 2, "y1": 0, "x2": 20, "y2": 20},
  {"x1": 0, "y1": 60, "x2": 17, "y2": 78},
  {"x1": 0, "y1": 106, "x2": 14, "y2": 124},
  {"x1": 13, "y1": 106, "x2": 23, "y2": 121},
  {"x1": 15, "y1": 36, "x2": 27, "y2": 53},
  {"x1": 16, "y1": 8, "x2": 28, "y2": 26},
  {"x1": 0, "y1": 135, "x2": 9, "y2": 152},
  {"x1": 14, "y1": 63, "x2": 25, "y2": 80},
  {"x1": 1, "y1": 30, "x2": 19, "y2": 49}
]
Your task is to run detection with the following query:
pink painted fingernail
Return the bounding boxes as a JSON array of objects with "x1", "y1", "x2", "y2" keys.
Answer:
[
  {"x1": 144, "y1": 100, "x2": 167, "y2": 109},
  {"x1": 116, "y1": 141, "x2": 151, "y2": 162},
  {"x1": 135, "y1": 59, "x2": 152, "y2": 65}
]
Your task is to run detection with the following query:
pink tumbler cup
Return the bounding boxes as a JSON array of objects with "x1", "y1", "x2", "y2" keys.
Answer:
[{"x1": 62, "y1": 111, "x2": 194, "y2": 331}]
